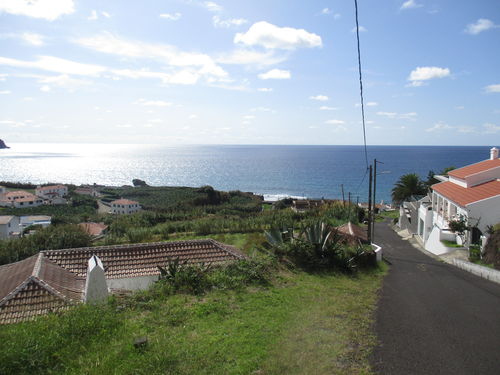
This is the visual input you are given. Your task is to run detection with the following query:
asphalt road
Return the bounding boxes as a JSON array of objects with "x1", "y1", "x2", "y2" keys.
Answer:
[{"x1": 371, "y1": 220, "x2": 500, "y2": 375}]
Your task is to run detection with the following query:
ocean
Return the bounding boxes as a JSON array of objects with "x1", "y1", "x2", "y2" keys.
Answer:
[{"x1": 0, "y1": 143, "x2": 496, "y2": 204}]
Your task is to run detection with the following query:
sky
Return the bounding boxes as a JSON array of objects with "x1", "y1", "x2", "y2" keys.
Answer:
[{"x1": 0, "y1": 0, "x2": 499, "y2": 145}]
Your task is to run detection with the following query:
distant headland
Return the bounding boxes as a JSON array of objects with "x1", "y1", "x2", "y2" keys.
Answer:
[{"x1": 0, "y1": 139, "x2": 9, "y2": 149}]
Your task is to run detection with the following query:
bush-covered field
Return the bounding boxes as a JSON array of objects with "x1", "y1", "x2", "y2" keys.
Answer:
[{"x1": 0, "y1": 261, "x2": 386, "y2": 375}]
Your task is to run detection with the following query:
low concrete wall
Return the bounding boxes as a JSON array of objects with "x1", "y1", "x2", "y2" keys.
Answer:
[
  {"x1": 372, "y1": 243, "x2": 383, "y2": 262},
  {"x1": 107, "y1": 275, "x2": 159, "y2": 290},
  {"x1": 452, "y1": 259, "x2": 500, "y2": 285}
]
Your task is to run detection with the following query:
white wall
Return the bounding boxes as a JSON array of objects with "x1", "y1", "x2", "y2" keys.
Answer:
[
  {"x1": 107, "y1": 275, "x2": 158, "y2": 290},
  {"x1": 0, "y1": 216, "x2": 20, "y2": 239},
  {"x1": 465, "y1": 166, "x2": 500, "y2": 187},
  {"x1": 467, "y1": 195, "x2": 500, "y2": 234}
]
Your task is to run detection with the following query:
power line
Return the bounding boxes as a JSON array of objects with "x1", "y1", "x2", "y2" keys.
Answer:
[{"x1": 354, "y1": 0, "x2": 369, "y2": 169}]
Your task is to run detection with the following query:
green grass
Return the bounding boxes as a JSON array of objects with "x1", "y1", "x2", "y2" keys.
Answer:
[
  {"x1": 441, "y1": 240, "x2": 463, "y2": 248},
  {"x1": 0, "y1": 266, "x2": 386, "y2": 375}
]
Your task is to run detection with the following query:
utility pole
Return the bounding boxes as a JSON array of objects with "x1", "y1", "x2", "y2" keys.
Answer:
[
  {"x1": 348, "y1": 191, "x2": 351, "y2": 221},
  {"x1": 341, "y1": 184, "x2": 345, "y2": 206},
  {"x1": 367, "y1": 164, "x2": 373, "y2": 244},
  {"x1": 372, "y1": 158, "x2": 377, "y2": 243}
]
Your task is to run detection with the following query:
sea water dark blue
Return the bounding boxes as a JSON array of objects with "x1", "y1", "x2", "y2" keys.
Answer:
[{"x1": 0, "y1": 144, "x2": 496, "y2": 203}]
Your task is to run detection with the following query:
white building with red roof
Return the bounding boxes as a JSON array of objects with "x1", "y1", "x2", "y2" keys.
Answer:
[
  {"x1": 419, "y1": 147, "x2": 500, "y2": 255},
  {"x1": 35, "y1": 184, "x2": 68, "y2": 199},
  {"x1": 110, "y1": 198, "x2": 141, "y2": 214},
  {"x1": 0, "y1": 190, "x2": 44, "y2": 208}
]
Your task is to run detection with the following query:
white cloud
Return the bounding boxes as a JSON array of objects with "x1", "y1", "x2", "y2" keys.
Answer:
[
  {"x1": 135, "y1": 99, "x2": 173, "y2": 107},
  {"x1": 376, "y1": 111, "x2": 417, "y2": 120},
  {"x1": 0, "y1": 32, "x2": 45, "y2": 46},
  {"x1": 216, "y1": 49, "x2": 286, "y2": 67},
  {"x1": 258, "y1": 87, "x2": 272, "y2": 92},
  {"x1": 40, "y1": 85, "x2": 51, "y2": 92},
  {"x1": 321, "y1": 8, "x2": 332, "y2": 15},
  {"x1": 0, "y1": 55, "x2": 105, "y2": 76},
  {"x1": 400, "y1": 1, "x2": 423, "y2": 10},
  {"x1": 160, "y1": 13, "x2": 182, "y2": 21},
  {"x1": 203, "y1": 2, "x2": 223, "y2": 13},
  {"x1": 408, "y1": 66, "x2": 450, "y2": 86},
  {"x1": 234, "y1": 21, "x2": 322, "y2": 50},
  {"x1": 425, "y1": 121, "x2": 475, "y2": 133},
  {"x1": 325, "y1": 119, "x2": 345, "y2": 125},
  {"x1": 88, "y1": 10, "x2": 98, "y2": 21},
  {"x1": 426, "y1": 122, "x2": 452, "y2": 132},
  {"x1": 376, "y1": 111, "x2": 397, "y2": 118},
  {"x1": 251, "y1": 106, "x2": 273, "y2": 112},
  {"x1": 465, "y1": 19, "x2": 498, "y2": 35},
  {"x1": 0, "y1": 90, "x2": 11, "y2": 94},
  {"x1": 37, "y1": 74, "x2": 91, "y2": 90},
  {"x1": 367, "y1": 101, "x2": 378, "y2": 106},
  {"x1": 19, "y1": 32, "x2": 45, "y2": 46},
  {"x1": 101, "y1": 11, "x2": 111, "y2": 18},
  {"x1": 188, "y1": 114, "x2": 198, "y2": 120},
  {"x1": 213, "y1": 16, "x2": 248, "y2": 28},
  {"x1": 243, "y1": 115, "x2": 255, "y2": 120},
  {"x1": 483, "y1": 123, "x2": 500, "y2": 134},
  {"x1": 0, "y1": 0, "x2": 74, "y2": 21},
  {"x1": 258, "y1": 69, "x2": 290, "y2": 80},
  {"x1": 309, "y1": 94, "x2": 328, "y2": 101},
  {"x1": 319, "y1": 106, "x2": 338, "y2": 111},
  {"x1": 75, "y1": 32, "x2": 228, "y2": 81},
  {"x1": 0, "y1": 74, "x2": 7, "y2": 81},
  {"x1": 351, "y1": 26, "x2": 367, "y2": 33},
  {"x1": 485, "y1": 84, "x2": 500, "y2": 93}
]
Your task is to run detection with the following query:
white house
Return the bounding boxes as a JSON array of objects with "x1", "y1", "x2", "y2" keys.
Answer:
[
  {"x1": 0, "y1": 216, "x2": 20, "y2": 239},
  {"x1": 20, "y1": 215, "x2": 52, "y2": 230},
  {"x1": 35, "y1": 184, "x2": 68, "y2": 199},
  {"x1": 418, "y1": 147, "x2": 500, "y2": 255},
  {"x1": 0, "y1": 191, "x2": 44, "y2": 208},
  {"x1": 110, "y1": 199, "x2": 141, "y2": 214}
]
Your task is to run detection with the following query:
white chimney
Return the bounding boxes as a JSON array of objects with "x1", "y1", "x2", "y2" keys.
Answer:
[
  {"x1": 84, "y1": 255, "x2": 108, "y2": 303},
  {"x1": 491, "y1": 147, "x2": 499, "y2": 160}
]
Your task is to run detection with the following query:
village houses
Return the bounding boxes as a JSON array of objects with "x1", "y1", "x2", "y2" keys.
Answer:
[
  {"x1": 110, "y1": 199, "x2": 141, "y2": 215},
  {"x1": 401, "y1": 147, "x2": 500, "y2": 256}
]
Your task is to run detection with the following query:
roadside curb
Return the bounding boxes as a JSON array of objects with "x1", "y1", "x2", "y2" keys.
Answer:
[{"x1": 390, "y1": 223, "x2": 500, "y2": 285}]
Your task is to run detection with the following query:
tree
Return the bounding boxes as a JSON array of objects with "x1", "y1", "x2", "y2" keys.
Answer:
[
  {"x1": 391, "y1": 173, "x2": 427, "y2": 204},
  {"x1": 425, "y1": 166, "x2": 456, "y2": 188}
]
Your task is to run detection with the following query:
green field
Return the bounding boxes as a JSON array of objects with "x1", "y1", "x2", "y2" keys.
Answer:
[{"x1": 0, "y1": 265, "x2": 386, "y2": 375}]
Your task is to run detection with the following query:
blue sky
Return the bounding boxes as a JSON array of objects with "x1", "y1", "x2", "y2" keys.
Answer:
[{"x1": 0, "y1": 0, "x2": 499, "y2": 145}]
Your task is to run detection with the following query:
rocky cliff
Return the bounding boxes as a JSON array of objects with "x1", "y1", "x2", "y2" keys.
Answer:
[{"x1": 0, "y1": 139, "x2": 9, "y2": 149}]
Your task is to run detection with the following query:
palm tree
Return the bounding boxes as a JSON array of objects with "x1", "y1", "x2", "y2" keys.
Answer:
[{"x1": 391, "y1": 173, "x2": 426, "y2": 204}]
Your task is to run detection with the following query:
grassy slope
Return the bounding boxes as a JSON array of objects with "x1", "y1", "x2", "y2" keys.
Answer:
[{"x1": 0, "y1": 267, "x2": 386, "y2": 375}]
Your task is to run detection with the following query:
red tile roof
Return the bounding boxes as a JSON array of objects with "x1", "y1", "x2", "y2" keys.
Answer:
[
  {"x1": 78, "y1": 222, "x2": 108, "y2": 236},
  {"x1": 0, "y1": 239, "x2": 246, "y2": 324},
  {"x1": 336, "y1": 222, "x2": 368, "y2": 243},
  {"x1": 43, "y1": 239, "x2": 246, "y2": 279},
  {"x1": 432, "y1": 180, "x2": 500, "y2": 207},
  {"x1": 448, "y1": 158, "x2": 500, "y2": 179},
  {"x1": 111, "y1": 199, "x2": 139, "y2": 205},
  {"x1": 0, "y1": 254, "x2": 83, "y2": 324},
  {"x1": 37, "y1": 185, "x2": 67, "y2": 191}
]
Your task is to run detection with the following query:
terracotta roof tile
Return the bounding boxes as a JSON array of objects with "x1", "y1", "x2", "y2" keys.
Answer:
[
  {"x1": 43, "y1": 239, "x2": 246, "y2": 279},
  {"x1": 78, "y1": 222, "x2": 108, "y2": 236},
  {"x1": 111, "y1": 199, "x2": 139, "y2": 205},
  {"x1": 0, "y1": 239, "x2": 246, "y2": 324},
  {"x1": 432, "y1": 180, "x2": 500, "y2": 207},
  {"x1": 336, "y1": 222, "x2": 368, "y2": 243},
  {"x1": 448, "y1": 158, "x2": 500, "y2": 179},
  {"x1": 37, "y1": 185, "x2": 67, "y2": 190}
]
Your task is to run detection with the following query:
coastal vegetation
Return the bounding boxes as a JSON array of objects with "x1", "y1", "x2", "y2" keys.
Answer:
[
  {"x1": 0, "y1": 260, "x2": 386, "y2": 375},
  {"x1": 0, "y1": 182, "x2": 385, "y2": 374},
  {"x1": 391, "y1": 173, "x2": 427, "y2": 204}
]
